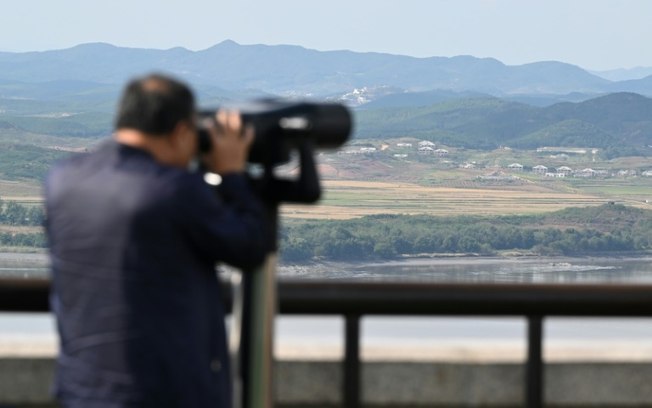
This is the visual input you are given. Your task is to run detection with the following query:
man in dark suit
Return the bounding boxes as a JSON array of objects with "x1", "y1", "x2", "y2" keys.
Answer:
[{"x1": 45, "y1": 73, "x2": 268, "y2": 407}]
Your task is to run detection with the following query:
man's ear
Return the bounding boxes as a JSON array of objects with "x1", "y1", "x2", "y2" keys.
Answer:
[{"x1": 169, "y1": 121, "x2": 192, "y2": 147}]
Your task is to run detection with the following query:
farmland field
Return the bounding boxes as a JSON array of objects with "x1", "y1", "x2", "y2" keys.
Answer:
[
  {"x1": 280, "y1": 145, "x2": 652, "y2": 219},
  {"x1": 281, "y1": 180, "x2": 632, "y2": 219},
  {"x1": 0, "y1": 180, "x2": 43, "y2": 202},
  {"x1": 1, "y1": 139, "x2": 651, "y2": 221}
]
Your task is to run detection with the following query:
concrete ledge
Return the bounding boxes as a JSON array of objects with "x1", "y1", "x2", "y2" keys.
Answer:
[
  {"x1": 547, "y1": 363, "x2": 652, "y2": 406},
  {"x1": 4, "y1": 357, "x2": 652, "y2": 407},
  {"x1": 0, "y1": 358, "x2": 55, "y2": 406}
]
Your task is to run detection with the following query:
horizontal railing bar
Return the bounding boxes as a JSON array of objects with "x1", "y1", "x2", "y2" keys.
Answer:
[
  {"x1": 0, "y1": 278, "x2": 49, "y2": 312},
  {"x1": 3, "y1": 277, "x2": 652, "y2": 316},
  {"x1": 277, "y1": 280, "x2": 652, "y2": 316}
]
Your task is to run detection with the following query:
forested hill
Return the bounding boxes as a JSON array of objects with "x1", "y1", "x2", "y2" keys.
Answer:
[
  {"x1": 355, "y1": 92, "x2": 652, "y2": 157},
  {"x1": 280, "y1": 204, "x2": 652, "y2": 263}
]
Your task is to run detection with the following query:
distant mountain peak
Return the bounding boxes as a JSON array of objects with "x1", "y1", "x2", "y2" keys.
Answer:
[
  {"x1": 213, "y1": 39, "x2": 240, "y2": 48},
  {"x1": 70, "y1": 42, "x2": 118, "y2": 50}
]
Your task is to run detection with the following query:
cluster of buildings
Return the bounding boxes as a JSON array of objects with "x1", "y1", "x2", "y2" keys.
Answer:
[
  {"x1": 507, "y1": 163, "x2": 652, "y2": 178},
  {"x1": 412, "y1": 141, "x2": 450, "y2": 157},
  {"x1": 337, "y1": 140, "x2": 652, "y2": 180},
  {"x1": 341, "y1": 140, "x2": 450, "y2": 157}
]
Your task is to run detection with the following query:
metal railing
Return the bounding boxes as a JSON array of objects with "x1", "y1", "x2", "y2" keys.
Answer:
[{"x1": 3, "y1": 277, "x2": 652, "y2": 407}]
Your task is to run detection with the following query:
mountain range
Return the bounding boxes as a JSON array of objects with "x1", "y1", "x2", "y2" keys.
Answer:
[
  {"x1": 0, "y1": 41, "x2": 651, "y2": 158},
  {"x1": 1, "y1": 40, "x2": 652, "y2": 104}
]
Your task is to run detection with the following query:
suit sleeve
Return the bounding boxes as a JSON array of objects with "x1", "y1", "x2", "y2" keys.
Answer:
[{"x1": 176, "y1": 173, "x2": 270, "y2": 270}]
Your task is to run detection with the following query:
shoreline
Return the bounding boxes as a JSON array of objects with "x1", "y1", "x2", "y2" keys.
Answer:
[
  {"x1": 283, "y1": 249, "x2": 652, "y2": 266},
  {"x1": 278, "y1": 252, "x2": 652, "y2": 275},
  {"x1": 276, "y1": 252, "x2": 652, "y2": 284},
  {"x1": 1, "y1": 249, "x2": 651, "y2": 265}
]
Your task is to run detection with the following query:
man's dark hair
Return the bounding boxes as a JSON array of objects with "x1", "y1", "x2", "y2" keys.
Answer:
[{"x1": 115, "y1": 74, "x2": 195, "y2": 136}]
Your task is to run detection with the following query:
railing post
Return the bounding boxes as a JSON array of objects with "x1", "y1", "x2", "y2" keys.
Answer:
[
  {"x1": 344, "y1": 314, "x2": 361, "y2": 408},
  {"x1": 526, "y1": 315, "x2": 544, "y2": 408}
]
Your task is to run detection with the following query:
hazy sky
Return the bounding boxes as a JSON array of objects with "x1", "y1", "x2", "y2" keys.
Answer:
[{"x1": 2, "y1": 0, "x2": 651, "y2": 71}]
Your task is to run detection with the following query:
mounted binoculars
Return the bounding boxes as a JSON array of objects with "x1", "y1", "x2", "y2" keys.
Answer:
[{"x1": 197, "y1": 99, "x2": 352, "y2": 165}]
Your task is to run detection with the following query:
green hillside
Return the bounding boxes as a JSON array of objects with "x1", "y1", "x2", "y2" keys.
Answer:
[
  {"x1": 0, "y1": 143, "x2": 72, "y2": 180},
  {"x1": 0, "y1": 90, "x2": 650, "y2": 186},
  {"x1": 355, "y1": 92, "x2": 652, "y2": 157}
]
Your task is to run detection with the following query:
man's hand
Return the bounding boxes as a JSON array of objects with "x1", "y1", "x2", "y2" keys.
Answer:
[{"x1": 203, "y1": 110, "x2": 254, "y2": 175}]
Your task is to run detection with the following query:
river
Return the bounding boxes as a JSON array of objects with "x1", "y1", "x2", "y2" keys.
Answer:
[
  {"x1": 2, "y1": 253, "x2": 652, "y2": 361},
  {"x1": 277, "y1": 255, "x2": 652, "y2": 284}
]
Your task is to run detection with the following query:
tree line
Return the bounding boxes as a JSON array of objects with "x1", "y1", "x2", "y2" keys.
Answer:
[
  {"x1": 2, "y1": 201, "x2": 651, "y2": 256},
  {"x1": 0, "y1": 198, "x2": 45, "y2": 226},
  {"x1": 0, "y1": 198, "x2": 46, "y2": 248},
  {"x1": 279, "y1": 204, "x2": 652, "y2": 263},
  {"x1": 0, "y1": 231, "x2": 46, "y2": 247}
]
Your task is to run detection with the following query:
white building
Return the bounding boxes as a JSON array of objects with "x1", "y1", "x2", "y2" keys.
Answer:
[
  {"x1": 617, "y1": 169, "x2": 637, "y2": 177},
  {"x1": 575, "y1": 168, "x2": 597, "y2": 178},
  {"x1": 533, "y1": 165, "x2": 548, "y2": 174},
  {"x1": 557, "y1": 166, "x2": 573, "y2": 175}
]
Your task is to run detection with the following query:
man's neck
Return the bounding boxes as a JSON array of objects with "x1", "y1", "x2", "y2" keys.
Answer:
[{"x1": 114, "y1": 129, "x2": 177, "y2": 166}]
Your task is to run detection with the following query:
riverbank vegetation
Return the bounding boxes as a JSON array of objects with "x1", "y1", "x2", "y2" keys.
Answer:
[
  {"x1": 0, "y1": 199, "x2": 652, "y2": 263},
  {"x1": 280, "y1": 204, "x2": 652, "y2": 263},
  {"x1": 1, "y1": 200, "x2": 651, "y2": 263},
  {"x1": 0, "y1": 199, "x2": 46, "y2": 248}
]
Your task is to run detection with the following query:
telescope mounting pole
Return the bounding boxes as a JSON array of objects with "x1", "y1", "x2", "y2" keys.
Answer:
[{"x1": 233, "y1": 140, "x2": 321, "y2": 408}]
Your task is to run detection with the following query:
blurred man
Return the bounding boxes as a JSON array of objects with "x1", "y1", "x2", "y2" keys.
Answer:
[{"x1": 45, "y1": 73, "x2": 268, "y2": 407}]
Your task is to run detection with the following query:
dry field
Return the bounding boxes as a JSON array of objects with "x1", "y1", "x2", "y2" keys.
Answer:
[
  {"x1": 0, "y1": 180, "x2": 43, "y2": 202},
  {"x1": 0, "y1": 225, "x2": 42, "y2": 234},
  {"x1": 3, "y1": 176, "x2": 649, "y2": 221},
  {"x1": 280, "y1": 180, "x2": 623, "y2": 220}
]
